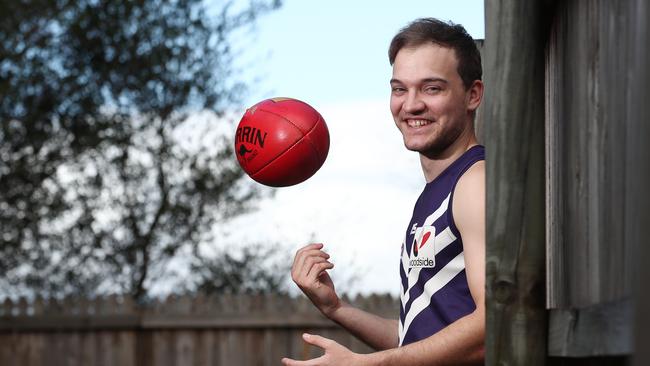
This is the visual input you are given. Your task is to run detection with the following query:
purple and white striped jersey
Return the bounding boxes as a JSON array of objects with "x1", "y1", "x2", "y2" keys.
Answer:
[{"x1": 398, "y1": 145, "x2": 484, "y2": 346}]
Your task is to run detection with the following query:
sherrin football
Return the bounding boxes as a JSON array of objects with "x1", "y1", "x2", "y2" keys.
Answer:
[{"x1": 234, "y1": 97, "x2": 330, "y2": 187}]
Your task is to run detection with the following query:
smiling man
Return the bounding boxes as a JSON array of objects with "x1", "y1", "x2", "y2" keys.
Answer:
[{"x1": 283, "y1": 18, "x2": 485, "y2": 365}]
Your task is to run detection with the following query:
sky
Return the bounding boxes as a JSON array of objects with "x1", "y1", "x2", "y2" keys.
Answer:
[{"x1": 215, "y1": 0, "x2": 485, "y2": 295}]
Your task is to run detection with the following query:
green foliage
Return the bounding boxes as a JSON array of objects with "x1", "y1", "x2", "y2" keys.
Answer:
[
  {"x1": 0, "y1": 0, "x2": 281, "y2": 300},
  {"x1": 192, "y1": 244, "x2": 291, "y2": 295}
]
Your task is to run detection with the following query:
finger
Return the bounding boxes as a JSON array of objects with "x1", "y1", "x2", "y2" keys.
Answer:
[
  {"x1": 281, "y1": 334, "x2": 334, "y2": 366},
  {"x1": 291, "y1": 250, "x2": 329, "y2": 277},
  {"x1": 305, "y1": 261, "x2": 334, "y2": 281},
  {"x1": 292, "y1": 244, "x2": 326, "y2": 273},
  {"x1": 294, "y1": 243, "x2": 324, "y2": 261},
  {"x1": 299, "y1": 249, "x2": 330, "y2": 264},
  {"x1": 281, "y1": 356, "x2": 322, "y2": 366},
  {"x1": 293, "y1": 250, "x2": 330, "y2": 281},
  {"x1": 302, "y1": 333, "x2": 335, "y2": 350},
  {"x1": 300, "y1": 255, "x2": 332, "y2": 278}
]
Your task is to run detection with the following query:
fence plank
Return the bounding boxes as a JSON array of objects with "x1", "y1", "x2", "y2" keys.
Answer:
[
  {"x1": 152, "y1": 330, "x2": 174, "y2": 366},
  {"x1": 81, "y1": 331, "x2": 98, "y2": 366},
  {"x1": 174, "y1": 330, "x2": 195, "y2": 366},
  {"x1": 546, "y1": 0, "x2": 639, "y2": 310},
  {"x1": 98, "y1": 331, "x2": 115, "y2": 366},
  {"x1": 629, "y1": 0, "x2": 650, "y2": 364}
]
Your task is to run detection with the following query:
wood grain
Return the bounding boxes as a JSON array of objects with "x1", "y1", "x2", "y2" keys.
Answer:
[{"x1": 484, "y1": 0, "x2": 548, "y2": 364}]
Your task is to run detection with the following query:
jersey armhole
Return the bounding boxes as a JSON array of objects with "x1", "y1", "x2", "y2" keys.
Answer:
[{"x1": 446, "y1": 158, "x2": 485, "y2": 240}]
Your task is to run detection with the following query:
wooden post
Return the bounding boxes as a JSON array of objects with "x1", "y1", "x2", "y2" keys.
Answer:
[
  {"x1": 484, "y1": 1, "x2": 548, "y2": 364},
  {"x1": 631, "y1": 0, "x2": 650, "y2": 364}
]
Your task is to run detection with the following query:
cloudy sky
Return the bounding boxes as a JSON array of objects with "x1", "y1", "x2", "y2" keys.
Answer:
[{"x1": 218, "y1": 0, "x2": 485, "y2": 295}]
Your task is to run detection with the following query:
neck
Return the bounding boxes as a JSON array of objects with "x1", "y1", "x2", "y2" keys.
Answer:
[{"x1": 419, "y1": 126, "x2": 478, "y2": 183}]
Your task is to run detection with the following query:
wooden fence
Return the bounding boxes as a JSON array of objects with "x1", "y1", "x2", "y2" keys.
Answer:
[{"x1": 0, "y1": 294, "x2": 398, "y2": 366}]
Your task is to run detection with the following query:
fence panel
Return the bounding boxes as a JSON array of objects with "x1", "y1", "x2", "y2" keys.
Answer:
[{"x1": 0, "y1": 294, "x2": 398, "y2": 366}]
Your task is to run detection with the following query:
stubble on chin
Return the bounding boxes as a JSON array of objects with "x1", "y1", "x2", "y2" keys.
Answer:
[{"x1": 408, "y1": 122, "x2": 466, "y2": 159}]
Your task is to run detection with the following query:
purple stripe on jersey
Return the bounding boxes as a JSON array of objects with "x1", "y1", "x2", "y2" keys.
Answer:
[{"x1": 401, "y1": 271, "x2": 476, "y2": 345}]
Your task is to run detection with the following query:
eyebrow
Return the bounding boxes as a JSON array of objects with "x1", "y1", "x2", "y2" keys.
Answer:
[{"x1": 390, "y1": 77, "x2": 449, "y2": 84}]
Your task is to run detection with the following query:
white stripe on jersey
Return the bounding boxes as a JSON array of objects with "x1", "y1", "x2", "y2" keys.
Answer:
[
  {"x1": 399, "y1": 226, "x2": 457, "y2": 341},
  {"x1": 400, "y1": 193, "x2": 450, "y2": 302},
  {"x1": 400, "y1": 226, "x2": 457, "y2": 307},
  {"x1": 399, "y1": 252, "x2": 466, "y2": 346}
]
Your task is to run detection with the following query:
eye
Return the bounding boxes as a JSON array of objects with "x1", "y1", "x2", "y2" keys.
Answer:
[
  {"x1": 424, "y1": 85, "x2": 441, "y2": 94},
  {"x1": 391, "y1": 86, "x2": 406, "y2": 95}
]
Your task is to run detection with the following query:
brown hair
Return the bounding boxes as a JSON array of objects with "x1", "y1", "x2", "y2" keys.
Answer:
[{"x1": 389, "y1": 18, "x2": 482, "y2": 90}]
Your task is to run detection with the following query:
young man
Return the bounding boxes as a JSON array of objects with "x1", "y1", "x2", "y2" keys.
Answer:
[{"x1": 282, "y1": 18, "x2": 485, "y2": 366}]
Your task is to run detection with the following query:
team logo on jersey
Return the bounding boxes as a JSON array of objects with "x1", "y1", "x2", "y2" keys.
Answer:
[{"x1": 409, "y1": 225, "x2": 436, "y2": 268}]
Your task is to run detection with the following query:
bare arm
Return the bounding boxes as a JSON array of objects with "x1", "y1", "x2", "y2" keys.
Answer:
[
  {"x1": 290, "y1": 243, "x2": 398, "y2": 350},
  {"x1": 328, "y1": 301, "x2": 398, "y2": 350}
]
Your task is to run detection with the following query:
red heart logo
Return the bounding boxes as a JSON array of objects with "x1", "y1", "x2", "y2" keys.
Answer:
[{"x1": 419, "y1": 231, "x2": 431, "y2": 249}]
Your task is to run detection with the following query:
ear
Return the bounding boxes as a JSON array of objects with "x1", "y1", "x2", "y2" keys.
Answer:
[{"x1": 466, "y1": 80, "x2": 484, "y2": 113}]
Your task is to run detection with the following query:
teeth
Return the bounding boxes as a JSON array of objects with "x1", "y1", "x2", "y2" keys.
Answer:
[{"x1": 407, "y1": 119, "x2": 432, "y2": 128}]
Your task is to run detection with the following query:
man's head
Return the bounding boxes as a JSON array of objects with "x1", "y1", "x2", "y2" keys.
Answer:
[
  {"x1": 388, "y1": 18, "x2": 483, "y2": 157},
  {"x1": 389, "y1": 18, "x2": 482, "y2": 90}
]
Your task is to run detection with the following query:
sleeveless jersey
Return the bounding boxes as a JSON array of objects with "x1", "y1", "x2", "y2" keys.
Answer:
[{"x1": 398, "y1": 145, "x2": 485, "y2": 346}]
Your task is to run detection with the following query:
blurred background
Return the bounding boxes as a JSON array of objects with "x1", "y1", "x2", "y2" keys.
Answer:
[
  {"x1": 0, "y1": 0, "x2": 483, "y2": 364},
  {"x1": 0, "y1": 0, "x2": 484, "y2": 302}
]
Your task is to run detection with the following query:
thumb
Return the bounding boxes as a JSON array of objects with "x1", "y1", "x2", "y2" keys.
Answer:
[{"x1": 302, "y1": 333, "x2": 334, "y2": 350}]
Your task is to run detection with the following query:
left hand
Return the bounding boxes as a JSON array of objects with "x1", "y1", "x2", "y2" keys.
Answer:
[{"x1": 281, "y1": 333, "x2": 367, "y2": 366}]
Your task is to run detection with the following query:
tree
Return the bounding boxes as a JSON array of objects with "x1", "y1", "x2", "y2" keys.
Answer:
[
  {"x1": 191, "y1": 244, "x2": 291, "y2": 295},
  {"x1": 0, "y1": 0, "x2": 281, "y2": 301}
]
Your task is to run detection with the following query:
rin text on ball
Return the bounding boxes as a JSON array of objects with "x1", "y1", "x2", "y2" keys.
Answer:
[{"x1": 236, "y1": 126, "x2": 267, "y2": 148}]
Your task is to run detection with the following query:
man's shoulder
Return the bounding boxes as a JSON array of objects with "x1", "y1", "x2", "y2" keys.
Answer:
[
  {"x1": 456, "y1": 160, "x2": 485, "y2": 195},
  {"x1": 452, "y1": 160, "x2": 485, "y2": 231}
]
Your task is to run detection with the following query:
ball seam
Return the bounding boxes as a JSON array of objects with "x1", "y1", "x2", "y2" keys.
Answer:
[
  {"x1": 250, "y1": 117, "x2": 326, "y2": 184},
  {"x1": 248, "y1": 108, "x2": 322, "y2": 175}
]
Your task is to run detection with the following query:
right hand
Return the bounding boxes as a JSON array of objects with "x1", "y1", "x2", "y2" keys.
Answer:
[{"x1": 291, "y1": 243, "x2": 341, "y2": 317}]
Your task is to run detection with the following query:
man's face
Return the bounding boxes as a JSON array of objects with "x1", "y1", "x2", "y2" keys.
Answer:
[{"x1": 390, "y1": 43, "x2": 475, "y2": 156}]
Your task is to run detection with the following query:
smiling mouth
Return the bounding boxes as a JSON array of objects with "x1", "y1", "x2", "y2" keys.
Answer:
[{"x1": 405, "y1": 119, "x2": 433, "y2": 128}]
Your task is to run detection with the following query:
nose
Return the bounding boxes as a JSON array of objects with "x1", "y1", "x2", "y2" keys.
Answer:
[{"x1": 403, "y1": 91, "x2": 425, "y2": 114}]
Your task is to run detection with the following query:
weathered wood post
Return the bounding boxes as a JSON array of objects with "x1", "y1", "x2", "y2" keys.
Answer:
[
  {"x1": 484, "y1": 1, "x2": 548, "y2": 364},
  {"x1": 632, "y1": 1, "x2": 650, "y2": 364}
]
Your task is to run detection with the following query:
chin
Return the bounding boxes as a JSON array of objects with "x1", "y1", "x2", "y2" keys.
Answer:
[
  {"x1": 402, "y1": 134, "x2": 431, "y2": 149},
  {"x1": 403, "y1": 141, "x2": 431, "y2": 153},
  {"x1": 404, "y1": 139, "x2": 451, "y2": 156}
]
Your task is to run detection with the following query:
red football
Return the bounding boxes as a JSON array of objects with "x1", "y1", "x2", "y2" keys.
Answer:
[{"x1": 234, "y1": 97, "x2": 330, "y2": 187}]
